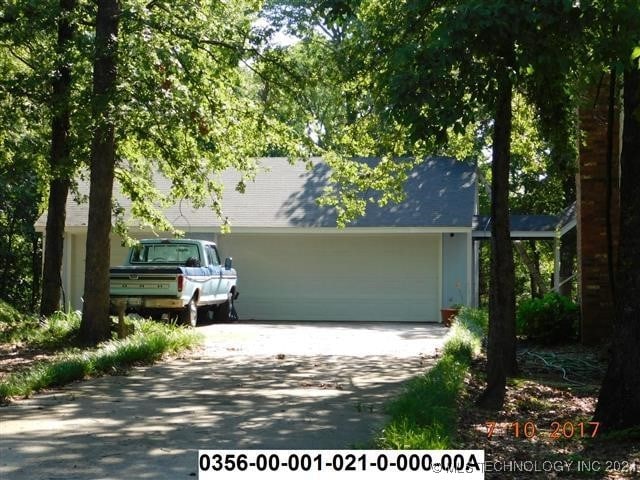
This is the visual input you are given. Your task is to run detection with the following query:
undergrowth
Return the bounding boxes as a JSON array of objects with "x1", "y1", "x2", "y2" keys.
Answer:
[
  {"x1": 0, "y1": 300, "x2": 80, "y2": 348},
  {"x1": 0, "y1": 318, "x2": 202, "y2": 402}
]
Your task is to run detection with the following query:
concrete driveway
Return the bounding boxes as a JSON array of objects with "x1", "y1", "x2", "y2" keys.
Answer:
[{"x1": 0, "y1": 321, "x2": 447, "y2": 480}]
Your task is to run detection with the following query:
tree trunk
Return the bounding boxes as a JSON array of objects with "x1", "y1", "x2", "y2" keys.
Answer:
[
  {"x1": 559, "y1": 228, "x2": 576, "y2": 298},
  {"x1": 477, "y1": 63, "x2": 516, "y2": 410},
  {"x1": 514, "y1": 240, "x2": 547, "y2": 298},
  {"x1": 79, "y1": 0, "x2": 120, "y2": 345},
  {"x1": 0, "y1": 218, "x2": 17, "y2": 298},
  {"x1": 31, "y1": 234, "x2": 42, "y2": 312},
  {"x1": 593, "y1": 60, "x2": 640, "y2": 431},
  {"x1": 40, "y1": 179, "x2": 70, "y2": 314},
  {"x1": 39, "y1": 0, "x2": 76, "y2": 317}
]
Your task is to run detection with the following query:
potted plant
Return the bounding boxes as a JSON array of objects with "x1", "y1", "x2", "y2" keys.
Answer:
[
  {"x1": 440, "y1": 304, "x2": 462, "y2": 327},
  {"x1": 441, "y1": 284, "x2": 464, "y2": 327}
]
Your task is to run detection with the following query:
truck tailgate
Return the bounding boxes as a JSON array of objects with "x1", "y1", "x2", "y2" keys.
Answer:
[{"x1": 110, "y1": 267, "x2": 181, "y2": 297}]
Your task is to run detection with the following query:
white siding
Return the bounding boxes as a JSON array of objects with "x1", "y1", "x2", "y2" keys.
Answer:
[
  {"x1": 218, "y1": 233, "x2": 440, "y2": 322},
  {"x1": 69, "y1": 234, "x2": 85, "y2": 311},
  {"x1": 66, "y1": 233, "x2": 142, "y2": 311},
  {"x1": 441, "y1": 232, "x2": 470, "y2": 307}
]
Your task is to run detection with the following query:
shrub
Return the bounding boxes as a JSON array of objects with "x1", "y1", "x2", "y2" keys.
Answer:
[
  {"x1": 0, "y1": 304, "x2": 80, "y2": 348},
  {"x1": 0, "y1": 300, "x2": 35, "y2": 335},
  {"x1": 455, "y1": 306, "x2": 488, "y2": 337},
  {"x1": 516, "y1": 292, "x2": 578, "y2": 344}
]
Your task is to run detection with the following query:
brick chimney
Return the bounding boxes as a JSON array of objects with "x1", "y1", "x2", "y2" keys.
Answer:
[{"x1": 576, "y1": 77, "x2": 620, "y2": 345}]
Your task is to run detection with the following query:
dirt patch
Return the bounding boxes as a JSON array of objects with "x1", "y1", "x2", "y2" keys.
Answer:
[
  {"x1": 0, "y1": 343, "x2": 58, "y2": 381},
  {"x1": 457, "y1": 344, "x2": 640, "y2": 479}
]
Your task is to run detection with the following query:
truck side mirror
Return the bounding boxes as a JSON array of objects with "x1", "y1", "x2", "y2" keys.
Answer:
[{"x1": 224, "y1": 257, "x2": 233, "y2": 270}]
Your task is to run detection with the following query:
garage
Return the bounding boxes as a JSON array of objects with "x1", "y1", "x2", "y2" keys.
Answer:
[
  {"x1": 218, "y1": 233, "x2": 441, "y2": 322},
  {"x1": 41, "y1": 157, "x2": 476, "y2": 319}
]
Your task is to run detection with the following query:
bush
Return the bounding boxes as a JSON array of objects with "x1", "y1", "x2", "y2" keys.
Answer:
[
  {"x1": 516, "y1": 292, "x2": 578, "y2": 344},
  {"x1": 0, "y1": 300, "x2": 31, "y2": 328},
  {"x1": 455, "y1": 307, "x2": 488, "y2": 337},
  {"x1": 0, "y1": 303, "x2": 80, "y2": 347}
]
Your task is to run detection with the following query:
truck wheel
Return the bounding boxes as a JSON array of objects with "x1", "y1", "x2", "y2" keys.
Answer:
[
  {"x1": 197, "y1": 306, "x2": 213, "y2": 324},
  {"x1": 179, "y1": 298, "x2": 197, "y2": 327},
  {"x1": 215, "y1": 300, "x2": 230, "y2": 322}
]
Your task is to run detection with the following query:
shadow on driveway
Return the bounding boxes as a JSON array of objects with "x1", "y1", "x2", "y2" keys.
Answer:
[{"x1": 0, "y1": 322, "x2": 447, "y2": 480}]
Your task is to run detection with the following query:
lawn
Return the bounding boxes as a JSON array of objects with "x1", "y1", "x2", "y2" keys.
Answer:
[{"x1": 0, "y1": 300, "x2": 202, "y2": 403}]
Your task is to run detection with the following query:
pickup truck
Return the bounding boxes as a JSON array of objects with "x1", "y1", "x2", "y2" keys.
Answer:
[{"x1": 109, "y1": 239, "x2": 238, "y2": 326}]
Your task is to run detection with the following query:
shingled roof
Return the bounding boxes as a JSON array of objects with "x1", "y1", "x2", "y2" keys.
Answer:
[
  {"x1": 35, "y1": 156, "x2": 478, "y2": 230},
  {"x1": 472, "y1": 214, "x2": 560, "y2": 239}
]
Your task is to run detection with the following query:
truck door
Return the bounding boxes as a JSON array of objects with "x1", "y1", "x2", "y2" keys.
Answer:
[{"x1": 205, "y1": 245, "x2": 222, "y2": 301}]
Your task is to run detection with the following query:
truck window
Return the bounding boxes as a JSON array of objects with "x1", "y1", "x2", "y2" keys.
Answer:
[
  {"x1": 130, "y1": 243, "x2": 201, "y2": 265},
  {"x1": 206, "y1": 245, "x2": 220, "y2": 266}
]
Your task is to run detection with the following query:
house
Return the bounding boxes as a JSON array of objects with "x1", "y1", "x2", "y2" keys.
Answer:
[{"x1": 36, "y1": 156, "x2": 484, "y2": 322}]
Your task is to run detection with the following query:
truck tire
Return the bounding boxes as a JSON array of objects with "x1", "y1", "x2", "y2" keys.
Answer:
[
  {"x1": 197, "y1": 306, "x2": 213, "y2": 324},
  {"x1": 215, "y1": 300, "x2": 230, "y2": 322},
  {"x1": 179, "y1": 298, "x2": 197, "y2": 327}
]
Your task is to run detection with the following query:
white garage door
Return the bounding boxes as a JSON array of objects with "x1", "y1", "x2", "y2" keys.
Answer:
[{"x1": 218, "y1": 233, "x2": 440, "y2": 322}]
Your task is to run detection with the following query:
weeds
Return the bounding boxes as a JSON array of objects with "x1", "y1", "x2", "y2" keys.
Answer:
[
  {"x1": 0, "y1": 318, "x2": 202, "y2": 402},
  {"x1": 0, "y1": 301, "x2": 80, "y2": 348}
]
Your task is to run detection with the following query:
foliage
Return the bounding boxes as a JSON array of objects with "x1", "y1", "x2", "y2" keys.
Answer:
[
  {"x1": 516, "y1": 292, "x2": 579, "y2": 344},
  {"x1": 377, "y1": 308, "x2": 484, "y2": 449},
  {"x1": 0, "y1": 317, "x2": 202, "y2": 402},
  {"x1": 265, "y1": 0, "x2": 589, "y2": 411},
  {"x1": 0, "y1": 303, "x2": 80, "y2": 348},
  {"x1": 0, "y1": 28, "x2": 49, "y2": 312},
  {"x1": 0, "y1": 300, "x2": 31, "y2": 331},
  {"x1": 3, "y1": 0, "x2": 305, "y2": 238},
  {"x1": 106, "y1": 0, "x2": 309, "y2": 239},
  {"x1": 455, "y1": 307, "x2": 489, "y2": 338},
  {"x1": 0, "y1": 0, "x2": 94, "y2": 182}
]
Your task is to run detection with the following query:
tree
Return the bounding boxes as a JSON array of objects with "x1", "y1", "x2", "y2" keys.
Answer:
[
  {"x1": 75, "y1": 0, "x2": 305, "y2": 343},
  {"x1": 593, "y1": 59, "x2": 640, "y2": 429},
  {"x1": 268, "y1": 0, "x2": 640, "y2": 427},
  {"x1": 2, "y1": 1, "x2": 93, "y2": 316},
  {"x1": 2, "y1": 0, "x2": 302, "y2": 338},
  {"x1": 480, "y1": 46, "x2": 516, "y2": 407},
  {"x1": 40, "y1": 0, "x2": 77, "y2": 316},
  {"x1": 0, "y1": 159, "x2": 42, "y2": 311},
  {"x1": 78, "y1": 0, "x2": 120, "y2": 344},
  {"x1": 268, "y1": 0, "x2": 588, "y2": 408},
  {"x1": 310, "y1": 0, "x2": 582, "y2": 409},
  {"x1": 0, "y1": 3, "x2": 53, "y2": 312}
]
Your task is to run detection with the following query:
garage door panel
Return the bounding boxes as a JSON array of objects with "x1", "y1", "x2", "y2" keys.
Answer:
[{"x1": 219, "y1": 234, "x2": 440, "y2": 322}]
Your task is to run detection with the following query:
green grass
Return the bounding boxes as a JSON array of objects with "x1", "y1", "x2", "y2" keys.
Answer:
[
  {"x1": 515, "y1": 396, "x2": 551, "y2": 412},
  {"x1": 0, "y1": 318, "x2": 202, "y2": 402},
  {"x1": 376, "y1": 307, "x2": 485, "y2": 449},
  {"x1": 0, "y1": 300, "x2": 80, "y2": 348}
]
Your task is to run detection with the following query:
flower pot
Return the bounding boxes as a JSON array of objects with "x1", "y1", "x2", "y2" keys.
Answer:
[{"x1": 440, "y1": 308, "x2": 459, "y2": 327}]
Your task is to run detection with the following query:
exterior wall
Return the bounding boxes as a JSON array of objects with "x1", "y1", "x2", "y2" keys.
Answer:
[
  {"x1": 442, "y1": 232, "x2": 470, "y2": 308},
  {"x1": 577, "y1": 80, "x2": 620, "y2": 345},
  {"x1": 67, "y1": 232, "x2": 127, "y2": 311},
  {"x1": 62, "y1": 229, "x2": 467, "y2": 321},
  {"x1": 68, "y1": 233, "x2": 85, "y2": 311}
]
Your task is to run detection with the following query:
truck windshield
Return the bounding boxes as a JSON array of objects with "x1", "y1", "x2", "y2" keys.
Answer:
[{"x1": 131, "y1": 243, "x2": 201, "y2": 265}]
